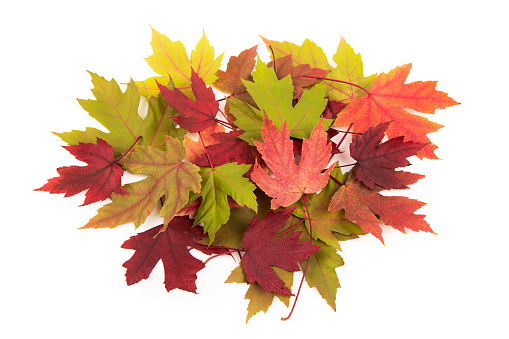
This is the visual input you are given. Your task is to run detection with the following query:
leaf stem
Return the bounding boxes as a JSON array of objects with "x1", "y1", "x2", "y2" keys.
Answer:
[
  {"x1": 303, "y1": 195, "x2": 313, "y2": 240},
  {"x1": 282, "y1": 258, "x2": 310, "y2": 321},
  {"x1": 114, "y1": 135, "x2": 142, "y2": 163},
  {"x1": 338, "y1": 163, "x2": 357, "y2": 168},
  {"x1": 198, "y1": 131, "x2": 214, "y2": 169},
  {"x1": 269, "y1": 45, "x2": 277, "y2": 73},
  {"x1": 203, "y1": 249, "x2": 245, "y2": 264},
  {"x1": 282, "y1": 194, "x2": 314, "y2": 321},
  {"x1": 329, "y1": 174, "x2": 344, "y2": 186},
  {"x1": 301, "y1": 75, "x2": 370, "y2": 94},
  {"x1": 272, "y1": 217, "x2": 305, "y2": 239},
  {"x1": 336, "y1": 123, "x2": 353, "y2": 149}
]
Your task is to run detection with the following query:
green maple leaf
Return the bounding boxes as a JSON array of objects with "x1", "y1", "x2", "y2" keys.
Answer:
[
  {"x1": 294, "y1": 166, "x2": 364, "y2": 250},
  {"x1": 56, "y1": 72, "x2": 146, "y2": 157},
  {"x1": 301, "y1": 237, "x2": 344, "y2": 311},
  {"x1": 229, "y1": 58, "x2": 331, "y2": 144},
  {"x1": 81, "y1": 137, "x2": 201, "y2": 229},
  {"x1": 137, "y1": 28, "x2": 223, "y2": 98},
  {"x1": 324, "y1": 37, "x2": 376, "y2": 101},
  {"x1": 57, "y1": 74, "x2": 187, "y2": 157},
  {"x1": 194, "y1": 163, "x2": 257, "y2": 242}
]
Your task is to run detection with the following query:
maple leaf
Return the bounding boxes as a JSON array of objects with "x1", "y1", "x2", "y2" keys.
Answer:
[
  {"x1": 214, "y1": 45, "x2": 258, "y2": 105},
  {"x1": 35, "y1": 138, "x2": 124, "y2": 206},
  {"x1": 333, "y1": 64, "x2": 459, "y2": 159},
  {"x1": 137, "y1": 28, "x2": 223, "y2": 98},
  {"x1": 267, "y1": 55, "x2": 328, "y2": 98},
  {"x1": 323, "y1": 37, "x2": 376, "y2": 101},
  {"x1": 251, "y1": 115, "x2": 334, "y2": 209},
  {"x1": 194, "y1": 162, "x2": 258, "y2": 241},
  {"x1": 302, "y1": 238, "x2": 344, "y2": 311},
  {"x1": 328, "y1": 169, "x2": 433, "y2": 243},
  {"x1": 231, "y1": 58, "x2": 331, "y2": 143},
  {"x1": 350, "y1": 121, "x2": 426, "y2": 189},
  {"x1": 121, "y1": 217, "x2": 205, "y2": 293},
  {"x1": 157, "y1": 69, "x2": 219, "y2": 133},
  {"x1": 81, "y1": 137, "x2": 201, "y2": 229},
  {"x1": 56, "y1": 72, "x2": 146, "y2": 157},
  {"x1": 241, "y1": 208, "x2": 319, "y2": 295}
]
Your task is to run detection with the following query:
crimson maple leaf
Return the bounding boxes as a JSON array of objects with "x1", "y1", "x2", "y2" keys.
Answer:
[
  {"x1": 35, "y1": 138, "x2": 124, "y2": 206},
  {"x1": 328, "y1": 170, "x2": 433, "y2": 243},
  {"x1": 350, "y1": 121, "x2": 426, "y2": 189},
  {"x1": 251, "y1": 114, "x2": 334, "y2": 209},
  {"x1": 157, "y1": 68, "x2": 218, "y2": 133},
  {"x1": 121, "y1": 217, "x2": 205, "y2": 293},
  {"x1": 241, "y1": 208, "x2": 319, "y2": 295},
  {"x1": 333, "y1": 64, "x2": 459, "y2": 159}
]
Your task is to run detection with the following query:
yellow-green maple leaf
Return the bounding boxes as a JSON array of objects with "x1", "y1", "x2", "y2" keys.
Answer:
[
  {"x1": 57, "y1": 73, "x2": 186, "y2": 157},
  {"x1": 324, "y1": 37, "x2": 376, "y2": 101},
  {"x1": 261, "y1": 36, "x2": 331, "y2": 70},
  {"x1": 137, "y1": 28, "x2": 223, "y2": 98},
  {"x1": 56, "y1": 72, "x2": 144, "y2": 157}
]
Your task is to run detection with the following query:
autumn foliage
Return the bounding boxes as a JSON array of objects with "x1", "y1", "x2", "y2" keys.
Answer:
[{"x1": 35, "y1": 28, "x2": 459, "y2": 322}]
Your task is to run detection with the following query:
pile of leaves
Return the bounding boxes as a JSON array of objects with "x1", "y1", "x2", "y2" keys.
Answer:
[{"x1": 36, "y1": 29, "x2": 459, "y2": 321}]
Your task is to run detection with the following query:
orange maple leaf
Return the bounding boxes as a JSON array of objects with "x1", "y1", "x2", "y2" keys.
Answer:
[
  {"x1": 251, "y1": 114, "x2": 334, "y2": 209},
  {"x1": 333, "y1": 64, "x2": 459, "y2": 159}
]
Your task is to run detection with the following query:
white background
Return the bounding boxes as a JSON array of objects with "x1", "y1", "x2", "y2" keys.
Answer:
[{"x1": 2, "y1": 1, "x2": 508, "y2": 338}]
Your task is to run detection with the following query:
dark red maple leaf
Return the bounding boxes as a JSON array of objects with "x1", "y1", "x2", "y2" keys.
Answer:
[
  {"x1": 193, "y1": 130, "x2": 261, "y2": 168},
  {"x1": 35, "y1": 138, "x2": 124, "y2": 206},
  {"x1": 157, "y1": 68, "x2": 218, "y2": 133},
  {"x1": 350, "y1": 121, "x2": 426, "y2": 189},
  {"x1": 241, "y1": 208, "x2": 319, "y2": 296},
  {"x1": 121, "y1": 217, "x2": 205, "y2": 293}
]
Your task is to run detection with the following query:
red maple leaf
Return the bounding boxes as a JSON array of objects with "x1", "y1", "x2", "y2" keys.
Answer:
[
  {"x1": 251, "y1": 114, "x2": 334, "y2": 209},
  {"x1": 328, "y1": 170, "x2": 433, "y2": 243},
  {"x1": 333, "y1": 64, "x2": 459, "y2": 159},
  {"x1": 121, "y1": 217, "x2": 205, "y2": 293},
  {"x1": 241, "y1": 208, "x2": 319, "y2": 295},
  {"x1": 350, "y1": 121, "x2": 426, "y2": 189},
  {"x1": 157, "y1": 68, "x2": 218, "y2": 133},
  {"x1": 35, "y1": 138, "x2": 124, "y2": 206}
]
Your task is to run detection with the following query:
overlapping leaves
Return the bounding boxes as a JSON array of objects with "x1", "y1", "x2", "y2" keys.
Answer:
[{"x1": 36, "y1": 29, "x2": 459, "y2": 322}]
